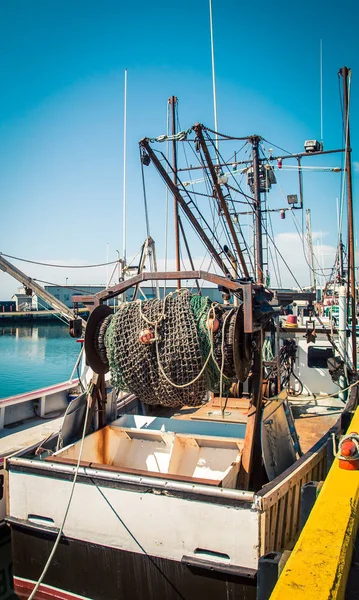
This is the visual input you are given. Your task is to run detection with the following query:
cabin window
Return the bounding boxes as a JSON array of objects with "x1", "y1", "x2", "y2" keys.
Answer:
[{"x1": 307, "y1": 346, "x2": 333, "y2": 369}]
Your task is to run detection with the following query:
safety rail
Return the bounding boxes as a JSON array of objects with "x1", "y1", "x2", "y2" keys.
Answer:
[{"x1": 0, "y1": 379, "x2": 79, "y2": 431}]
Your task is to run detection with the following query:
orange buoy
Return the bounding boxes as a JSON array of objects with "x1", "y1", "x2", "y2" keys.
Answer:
[
  {"x1": 139, "y1": 328, "x2": 154, "y2": 345},
  {"x1": 338, "y1": 432, "x2": 359, "y2": 470},
  {"x1": 207, "y1": 317, "x2": 220, "y2": 333}
]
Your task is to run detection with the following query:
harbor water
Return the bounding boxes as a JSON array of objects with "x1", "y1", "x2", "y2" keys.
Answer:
[{"x1": 0, "y1": 323, "x2": 81, "y2": 399}]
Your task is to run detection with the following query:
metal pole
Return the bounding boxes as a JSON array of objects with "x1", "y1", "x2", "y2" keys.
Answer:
[
  {"x1": 178, "y1": 217, "x2": 201, "y2": 294},
  {"x1": 340, "y1": 66, "x2": 356, "y2": 370},
  {"x1": 251, "y1": 136, "x2": 264, "y2": 284},
  {"x1": 339, "y1": 285, "x2": 348, "y2": 402},
  {"x1": 320, "y1": 39, "x2": 323, "y2": 145},
  {"x1": 339, "y1": 237, "x2": 344, "y2": 281},
  {"x1": 306, "y1": 209, "x2": 316, "y2": 291},
  {"x1": 209, "y1": 0, "x2": 219, "y2": 156},
  {"x1": 122, "y1": 69, "x2": 128, "y2": 263},
  {"x1": 170, "y1": 96, "x2": 181, "y2": 289}
]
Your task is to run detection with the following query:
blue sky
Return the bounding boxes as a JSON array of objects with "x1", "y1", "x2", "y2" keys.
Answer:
[{"x1": 0, "y1": 0, "x2": 358, "y2": 298}]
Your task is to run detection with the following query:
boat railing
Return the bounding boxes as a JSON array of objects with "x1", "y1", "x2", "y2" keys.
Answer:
[
  {"x1": 256, "y1": 433, "x2": 330, "y2": 557},
  {"x1": 0, "y1": 379, "x2": 79, "y2": 431}
]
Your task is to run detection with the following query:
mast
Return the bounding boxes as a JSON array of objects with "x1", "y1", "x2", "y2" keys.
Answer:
[
  {"x1": 306, "y1": 209, "x2": 316, "y2": 291},
  {"x1": 251, "y1": 136, "x2": 264, "y2": 284},
  {"x1": 122, "y1": 69, "x2": 128, "y2": 264},
  {"x1": 169, "y1": 96, "x2": 181, "y2": 290},
  {"x1": 209, "y1": 0, "x2": 219, "y2": 156},
  {"x1": 339, "y1": 66, "x2": 356, "y2": 371}
]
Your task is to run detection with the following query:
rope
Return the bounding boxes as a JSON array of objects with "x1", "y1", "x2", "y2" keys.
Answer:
[
  {"x1": 28, "y1": 391, "x2": 91, "y2": 600},
  {"x1": 262, "y1": 338, "x2": 274, "y2": 361},
  {"x1": 201, "y1": 124, "x2": 250, "y2": 141},
  {"x1": 218, "y1": 308, "x2": 233, "y2": 413},
  {"x1": 104, "y1": 291, "x2": 234, "y2": 406},
  {"x1": 264, "y1": 378, "x2": 359, "y2": 402},
  {"x1": 153, "y1": 302, "x2": 229, "y2": 390}
]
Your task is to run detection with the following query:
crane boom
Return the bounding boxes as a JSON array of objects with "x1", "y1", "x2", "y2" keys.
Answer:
[{"x1": 0, "y1": 254, "x2": 86, "y2": 328}]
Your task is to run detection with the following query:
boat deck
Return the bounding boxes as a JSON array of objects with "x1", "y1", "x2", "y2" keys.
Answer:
[
  {"x1": 289, "y1": 394, "x2": 343, "y2": 453},
  {"x1": 0, "y1": 413, "x2": 63, "y2": 457},
  {"x1": 142, "y1": 393, "x2": 343, "y2": 455}
]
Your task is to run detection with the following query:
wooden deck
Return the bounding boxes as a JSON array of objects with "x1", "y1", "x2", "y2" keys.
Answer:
[{"x1": 289, "y1": 394, "x2": 343, "y2": 453}]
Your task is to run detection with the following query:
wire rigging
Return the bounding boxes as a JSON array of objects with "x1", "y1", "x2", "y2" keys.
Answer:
[{"x1": 0, "y1": 253, "x2": 118, "y2": 269}]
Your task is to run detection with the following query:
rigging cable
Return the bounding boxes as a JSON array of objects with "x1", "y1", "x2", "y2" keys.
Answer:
[
  {"x1": 0, "y1": 253, "x2": 118, "y2": 268},
  {"x1": 205, "y1": 133, "x2": 255, "y2": 273},
  {"x1": 261, "y1": 220, "x2": 303, "y2": 290},
  {"x1": 290, "y1": 210, "x2": 329, "y2": 279}
]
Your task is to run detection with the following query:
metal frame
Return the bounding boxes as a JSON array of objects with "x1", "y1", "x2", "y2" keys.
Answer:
[{"x1": 73, "y1": 270, "x2": 254, "y2": 333}]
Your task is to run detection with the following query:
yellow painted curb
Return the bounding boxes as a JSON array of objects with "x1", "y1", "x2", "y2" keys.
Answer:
[{"x1": 270, "y1": 408, "x2": 359, "y2": 600}]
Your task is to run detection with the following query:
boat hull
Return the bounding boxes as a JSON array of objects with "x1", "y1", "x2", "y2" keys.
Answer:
[{"x1": 11, "y1": 524, "x2": 256, "y2": 600}]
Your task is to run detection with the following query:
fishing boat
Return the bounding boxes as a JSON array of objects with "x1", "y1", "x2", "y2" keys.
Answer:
[{"x1": 5, "y1": 66, "x2": 358, "y2": 600}]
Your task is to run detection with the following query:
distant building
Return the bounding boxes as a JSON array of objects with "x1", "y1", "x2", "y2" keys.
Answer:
[
  {"x1": 39, "y1": 284, "x2": 223, "y2": 308},
  {"x1": 41, "y1": 285, "x2": 111, "y2": 309},
  {"x1": 11, "y1": 293, "x2": 33, "y2": 311}
]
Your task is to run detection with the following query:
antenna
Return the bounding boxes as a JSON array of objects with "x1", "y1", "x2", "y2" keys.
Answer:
[
  {"x1": 320, "y1": 39, "x2": 323, "y2": 145},
  {"x1": 209, "y1": 0, "x2": 219, "y2": 155},
  {"x1": 122, "y1": 69, "x2": 128, "y2": 263}
]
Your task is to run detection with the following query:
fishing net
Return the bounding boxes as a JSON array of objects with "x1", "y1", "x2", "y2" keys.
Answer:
[{"x1": 103, "y1": 291, "x2": 233, "y2": 407}]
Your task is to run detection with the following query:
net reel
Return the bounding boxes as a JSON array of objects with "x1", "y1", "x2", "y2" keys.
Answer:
[{"x1": 84, "y1": 292, "x2": 253, "y2": 407}]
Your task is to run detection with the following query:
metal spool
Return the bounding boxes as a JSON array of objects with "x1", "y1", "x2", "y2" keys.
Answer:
[
  {"x1": 85, "y1": 295, "x2": 253, "y2": 406},
  {"x1": 84, "y1": 304, "x2": 114, "y2": 374},
  {"x1": 213, "y1": 308, "x2": 237, "y2": 379},
  {"x1": 233, "y1": 305, "x2": 253, "y2": 382}
]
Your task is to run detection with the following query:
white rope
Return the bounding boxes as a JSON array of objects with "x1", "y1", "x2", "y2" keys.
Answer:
[
  {"x1": 264, "y1": 378, "x2": 359, "y2": 402},
  {"x1": 143, "y1": 298, "x2": 230, "y2": 391},
  {"x1": 218, "y1": 308, "x2": 233, "y2": 414},
  {"x1": 28, "y1": 391, "x2": 91, "y2": 600}
]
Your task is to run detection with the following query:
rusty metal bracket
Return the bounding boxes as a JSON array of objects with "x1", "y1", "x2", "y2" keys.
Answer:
[{"x1": 73, "y1": 271, "x2": 255, "y2": 332}]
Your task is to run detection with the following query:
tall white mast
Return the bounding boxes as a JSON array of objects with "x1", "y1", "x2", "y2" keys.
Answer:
[
  {"x1": 209, "y1": 0, "x2": 219, "y2": 155},
  {"x1": 122, "y1": 69, "x2": 128, "y2": 263},
  {"x1": 319, "y1": 39, "x2": 323, "y2": 145}
]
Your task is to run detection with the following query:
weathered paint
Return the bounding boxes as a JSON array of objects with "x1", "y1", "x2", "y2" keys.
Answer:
[
  {"x1": 270, "y1": 406, "x2": 359, "y2": 600},
  {"x1": 11, "y1": 526, "x2": 257, "y2": 600},
  {"x1": 8, "y1": 468, "x2": 259, "y2": 569}
]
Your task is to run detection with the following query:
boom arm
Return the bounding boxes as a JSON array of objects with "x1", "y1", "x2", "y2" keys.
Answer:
[{"x1": 0, "y1": 253, "x2": 86, "y2": 327}]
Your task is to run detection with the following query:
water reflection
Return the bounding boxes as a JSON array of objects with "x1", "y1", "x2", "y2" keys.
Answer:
[{"x1": 0, "y1": 323, "x2": 80, "y2": 399}]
